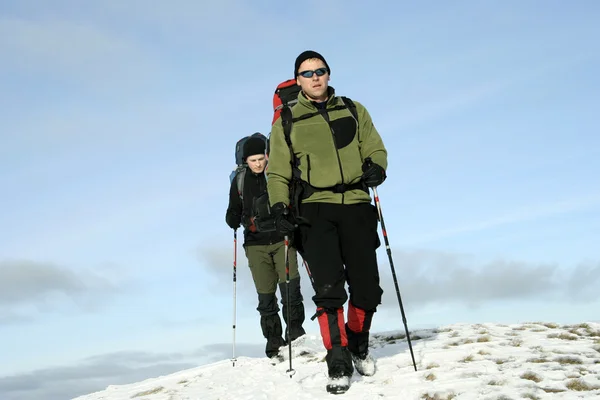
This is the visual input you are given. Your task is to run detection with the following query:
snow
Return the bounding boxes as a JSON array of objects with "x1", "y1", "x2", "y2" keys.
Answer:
[{"x1": 73, "y1": 322, "x2": 600, "y2": 399}]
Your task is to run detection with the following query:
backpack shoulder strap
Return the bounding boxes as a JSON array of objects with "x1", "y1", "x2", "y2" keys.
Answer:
[
  {"x1": 236, "y1": 167, "x2": 246, "y2": 202},
  {"x1": 339, "y1": 96, "x2": 359, "y2": 122},
  {"x1": 281, "y1": 97, "x2": 359, "y2": 154},
  {"x1": 281, "y1": 105, "x2": 294, "y2": 149}
]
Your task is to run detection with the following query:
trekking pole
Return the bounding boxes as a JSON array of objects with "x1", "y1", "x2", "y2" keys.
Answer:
[
  {"x1": 367, "y1": 164, "x2": 417, "y2": 371},
  {"x1": 232, "y1": 229, "x2": 238, "y2": 367},
  {"x1": 284, "y1": 235, "x2": 295, "y2": 377},
  {"x1": 301, "y1": 258, "x2": 315, "y2": 286}
]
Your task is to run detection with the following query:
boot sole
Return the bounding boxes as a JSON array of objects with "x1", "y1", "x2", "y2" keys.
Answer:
[{"x1": 326, "y1": 384, "x2": 350, "y2": 394}]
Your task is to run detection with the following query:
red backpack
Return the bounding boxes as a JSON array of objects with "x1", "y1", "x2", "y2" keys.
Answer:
[{"x1": 272, "y1": 79, "x2": 301, "y2": 125}]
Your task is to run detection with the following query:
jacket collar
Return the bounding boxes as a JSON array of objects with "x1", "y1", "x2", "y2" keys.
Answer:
[{"x1": 297, "y1": 86, "x2": 337, "y2": 110}]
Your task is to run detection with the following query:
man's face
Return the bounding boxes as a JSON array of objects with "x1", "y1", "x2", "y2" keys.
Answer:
[
  {"x1": 296, "y1": 58, "x2": 330, "y2": 102},
  {"x1": 246, "y1": 154, "x2": 266, "y2": 174}
]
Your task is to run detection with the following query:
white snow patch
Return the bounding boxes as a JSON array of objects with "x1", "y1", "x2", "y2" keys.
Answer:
[{"x1": 73, "y1": 322, "x2": 600, "y2": 399}]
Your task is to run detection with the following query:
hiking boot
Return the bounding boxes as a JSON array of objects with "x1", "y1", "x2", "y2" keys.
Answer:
[
  {"x1": 351, "y1": 351, "x2": 376, "y2": 376},
  {"x1": 265, "y1": 336, "x2": 286, "y2": 358},
  {"x1": 326, "y1": 374, "x2": 350, "y2": 394},
  {"x1": 286, "y1": 325, "x2": 306, "y2": 343},
  {"x1": 260, "y1": 312, "x2": 286, "y2": 358}
]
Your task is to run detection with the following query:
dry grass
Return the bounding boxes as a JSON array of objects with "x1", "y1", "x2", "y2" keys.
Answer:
[
  {"x1": 381, "y1": 333, "x2": 406, "y2": 342},
  {"x1": 540, "y1": 387, "x2": 566, "y2": 393},
  {"x1": 520, "y1": 371, "x2": 542, "y2": 383},
  {"x1": 461, "y1": 354, "x2": 475, "y2": 363},
  {"x1": 512, "y1": 325, "x2": 527, "y2": 331},
  {"x1": 495, "y1": 359, "x2": 509, "y2": 365},
  {"x1": 547, "y1": 332, "x2": 578, "y2": 341},
  {"x1": 449, "y1": 331, "x2": 460, "y2": 338},
  {"x1": 177, "y1": 379, "x2": 188, "y2": 384},
  {"x1": 565, "y1": 379, "x2": 600, "y2": 391},
  {"x1": 522, "y1": 394, "x2": 540, "y2": 400},
  {"x1": 572, "y1": 323, "x2": 591, "y2": 330},
  {"x1": 534, "y1": 322, "x2": 559, "y2": 329},
  {"x1": 487, "y1": 380, "x2": 504, "y2": 386},
  {"x1": 555, "y1": 356, "x2": 583, "y2": 365},
  {"x1": 477, "y1": 349, "x2": 491, "y2": 356},
  {"x1": 463, "y1": 338, "x2": 474, "y2": 344},
  {"x1": 527, "y1": 357, "x2": 550, "y2": 363},
  {"x1": 425, "y1": 373, "x2": 436, "y2": 381},
  {"x1": 477, "y1": 335, "x2": 492, "y2": 343},
  {"x1": 131, "y1": 386, "x2": 164, "y2": 398},
  {"x1": 420, "y1": 393, "x2": 456, "y2": 400},
  {"x1": 577, "y1": 366, "x2": 590, "y2": 375},
  {"x1": 426, "y1": 362, "x2": 440, "y2": 369},
  {"x1": 510, "y1": 338, "x2": 523, "y2": 347}
]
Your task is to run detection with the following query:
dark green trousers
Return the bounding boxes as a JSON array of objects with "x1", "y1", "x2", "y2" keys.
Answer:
[
  {"x1": 245, "y1": 241, "x2": 306, "y2": 354},
  {"x1": 244, "y1": 241, "x2": 299, "y2": 294}
]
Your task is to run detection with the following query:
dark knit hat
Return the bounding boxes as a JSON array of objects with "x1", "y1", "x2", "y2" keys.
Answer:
[
  {"x1": 294, "y1": 50, "x2": 330, "y2": 77},
  {"x1": 243, "y1": 136, "x2": 266, "y2": 160}
]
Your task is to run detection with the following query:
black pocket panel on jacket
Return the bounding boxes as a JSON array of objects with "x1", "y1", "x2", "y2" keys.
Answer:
[{"x1": 330, "y1": 116, "x2": 357, "y2": 149}]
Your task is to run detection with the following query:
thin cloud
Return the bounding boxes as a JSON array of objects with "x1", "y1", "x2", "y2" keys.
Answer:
[
  {"x1": 0, "y1": 16, "x2": 156, "y2": 85},
  {"x1": 0, "y1": 260, "x2": 119, "y2": 321},
  {"x1": 197, "y1": 242, "x2": 317, "y2": 307},
  {"x1": 377, "y1": 250, "x2": 600, "y2": 310},
  {"x1": 404, "y1": 193, "x2": 600, "y2": 246},
  {"x1": 0, "y1": 311, "x2": 33, "y2": 326},
  {"x1": 0, "y1": 344, "x2": 264, "y2": 400},
  {"x1": 200, "y1": 242, "x2": 600, "y2": 313},
  {"x1": 378, "y1": 51, "x2": 594, "y2": 133}
]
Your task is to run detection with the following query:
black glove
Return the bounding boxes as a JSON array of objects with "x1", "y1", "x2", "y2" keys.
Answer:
[
  {"x1": 362, "y1": 158, "x2": 386, "y2": 187},
  {"x1": 242, "y1": 215, "x2": 257, "y2": 233},
  {"x1": 271, "y1": 202, "x2": 296, "y2": 236},
  {"x1": 226, "y1": 213, "x2": 241, "y2": 230}
]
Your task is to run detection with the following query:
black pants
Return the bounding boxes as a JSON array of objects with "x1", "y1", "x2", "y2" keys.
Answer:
[
  {"x1": 299, "y1": 202, "x2": 383, "y2": 311},
  {"x1": 299, "y1": 202, "x2": 383, "y2": 376}
]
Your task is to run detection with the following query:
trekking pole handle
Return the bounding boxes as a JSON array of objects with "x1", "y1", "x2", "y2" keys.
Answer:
[{"x1": 364, "y1": 156, "x2": 379, "y2": 188}]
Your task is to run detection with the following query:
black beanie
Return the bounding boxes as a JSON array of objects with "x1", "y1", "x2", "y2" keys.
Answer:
[
  {"x1": 243, "y1": 136, "x2": 266, "y2": 160},
  {"x1": 294, "y1": 50, "x2": 330, "y2": 77}
]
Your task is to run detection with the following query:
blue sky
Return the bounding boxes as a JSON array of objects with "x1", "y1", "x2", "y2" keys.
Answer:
[{"x1": 1, "y1": 1, "x2": 599, "y2": 399}]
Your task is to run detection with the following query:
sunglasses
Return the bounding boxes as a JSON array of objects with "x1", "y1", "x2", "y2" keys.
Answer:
[{"x1": 297, "y1": 68, "x2": 328, "y2": 78}]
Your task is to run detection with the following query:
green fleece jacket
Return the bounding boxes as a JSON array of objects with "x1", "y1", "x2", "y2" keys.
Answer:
[{"x1": 267, "y1": 87, "x2": 387, "y2": 206}]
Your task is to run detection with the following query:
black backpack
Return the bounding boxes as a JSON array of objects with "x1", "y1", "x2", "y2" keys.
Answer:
[
  {"x1": 229, "y1": 132, "x2": 276, "y2": 232},
  {"x1": 228, "y1": 132, "x2": 267, "y2": 202}
]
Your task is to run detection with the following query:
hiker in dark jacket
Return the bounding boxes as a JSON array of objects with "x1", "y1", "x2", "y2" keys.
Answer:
[
  {"x1": 266, "y1": 50, "x2": 388, "y2": 394},
  {"x1": 225, "y1": 136, "x2": 306, "y2": 358}
]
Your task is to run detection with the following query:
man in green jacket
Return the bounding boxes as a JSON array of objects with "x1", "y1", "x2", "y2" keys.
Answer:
[{"x1": 267, "y1": 50, "x2": 388, "y2": 394}]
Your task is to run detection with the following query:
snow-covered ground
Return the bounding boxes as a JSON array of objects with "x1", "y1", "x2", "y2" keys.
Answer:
[{"x1": 73, "y1": 322, "x2": 600, "y2": 399}]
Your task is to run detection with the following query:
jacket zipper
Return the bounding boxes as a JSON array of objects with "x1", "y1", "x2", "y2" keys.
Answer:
[{"x1": 307, "y1": 155, "x2": 311, "y2": 185}]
